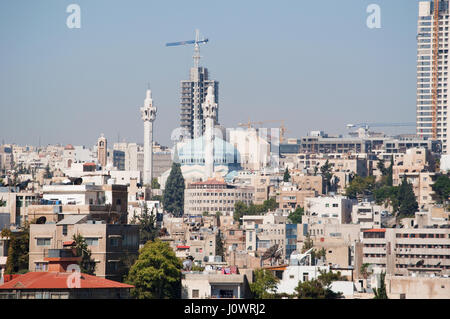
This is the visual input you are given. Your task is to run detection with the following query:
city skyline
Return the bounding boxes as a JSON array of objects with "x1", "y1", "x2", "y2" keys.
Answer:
[{"x1": 1, "y1": 0, "x2": 420, "y2": 147}]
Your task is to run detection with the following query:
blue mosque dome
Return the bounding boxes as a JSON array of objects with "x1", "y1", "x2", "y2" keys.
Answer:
[{"x1": 176, "y1": 135, "x2": 242, "y2": 171}]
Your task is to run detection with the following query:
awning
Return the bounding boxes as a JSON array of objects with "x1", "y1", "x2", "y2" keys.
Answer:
[{"x1": 63, "y1": 240, "x2": 75, "y2": 246}]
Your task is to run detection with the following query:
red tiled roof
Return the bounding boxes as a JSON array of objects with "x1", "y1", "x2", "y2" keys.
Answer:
[
  {"x1": 177, "y1": 245, "x2": 190, "y2": 249},
  {"x1": 63, "y1": 240, "x2": 75, "y2": 246},
  {"x1": 363, "y1": 228, "x2": 386, "y2": 233},
  {"x1": 64, "y1": 144, "x2": 75, "y2": 150},
  {"x1": 0, "y1": 272, "x2": 134, "y2": 290},
  {"x1": 83, "y1": 162, "x2": 96, "y2": 166}
]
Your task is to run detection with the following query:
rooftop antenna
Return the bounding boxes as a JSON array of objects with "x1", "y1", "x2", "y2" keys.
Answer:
[{"x1": 166, "y1": 29, "x2": 209, "y2": 69}]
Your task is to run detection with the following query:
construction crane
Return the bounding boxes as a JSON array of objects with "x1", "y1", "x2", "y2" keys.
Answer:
[
  {"x1": 166, "y1": 29, "x2": 209, "y2": 68},
  {"x1": 238, "y1": 119, "x2": 290, "y2": 143},
  {"x1": 346, "y1": 122, "x2": 416, "y2": 131}
]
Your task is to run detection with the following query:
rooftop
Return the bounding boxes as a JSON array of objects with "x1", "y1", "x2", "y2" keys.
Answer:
[{"x1": 0, "y1": 272, "x2": 134, "y2": 290}]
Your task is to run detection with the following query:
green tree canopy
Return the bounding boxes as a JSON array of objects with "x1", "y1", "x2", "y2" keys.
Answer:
[
  {"x1": 320, "y1": 160, "x2": 334, "y2": 194},
  {"x1": 130, "y1": 205, "x2": 160, "y2": 245},
  {"x1": 233, "y1": 198, "x2": 279, "y2": 223},
  {"x1": 294, "y1": 270, "x2": 343, "y2": 299},
  {"x1": 162, "y1": 162, "x2": 185, "y2": 216},
  {"x1": 288, "y1": 207, "x2": 304, "y2": 224},
  {"x1": 1, "y1": 225, "x2": 29, "y2": 274},
  {"x1": 151, "y1": 178, "x2": 160, "y2": 189},
  {"x1": 73, "y1": 234, "x2": 96, "y2": 275},
  {"x1": 126, "y1": 239, "x2": 182, "y2": 299},
  {"x1": 373, "y1": 272, "x2": 388, "y2": 299},
  {"x1": 283, "y1": 167, "x2": 291, "y2": 182},
  {"x1": 397, "y1": 176, "x2": 418, "y2": 217},
  {"x1": 250, "y1": 269, "x2": 280, "y2": 299},
  {"x1": 432, "y1": 174, "x2": 450, "y2": 204},
  {"x1": 345, "y1": 175, "x2": 376, "y2": 199}
]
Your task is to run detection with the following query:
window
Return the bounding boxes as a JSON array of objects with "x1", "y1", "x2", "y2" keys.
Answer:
[
  {"x1": 109, "y1": 237, "x2": 120, "y2": 247},
  {"x1": 36, "y1": 238, "x2": 51, "y2": 246},
  {"x1": 62, "y1": 225, "x2": 68, "y2": 236},
  {"x1": 192, "y1": 289, "x2": 199, "y2": 298},
  {"x1": 85, "y1": 238, "x2": 99, "y2": 246},
  {"x1": 303, "y1": 273, "x2": 309, "y2": 282}
]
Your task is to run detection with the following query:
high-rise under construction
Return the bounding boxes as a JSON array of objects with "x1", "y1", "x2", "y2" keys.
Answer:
[
  {"x1": 416, "y1": 0, "x2": 450, "y2": 153},
  {"x1": 180, "y1": 66, "x2": 219, "y2": 139}
]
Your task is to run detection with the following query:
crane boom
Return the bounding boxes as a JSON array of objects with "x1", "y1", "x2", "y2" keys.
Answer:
[{"x1": 165, "y1": 29, "x2": 209, "y2": 68}]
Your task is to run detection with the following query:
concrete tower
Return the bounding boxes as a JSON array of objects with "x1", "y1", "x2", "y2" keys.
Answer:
[
  {"x1": 140, "y1": 89, "x2": 157, "y2": 185},
  {"x1": 97, "y1": 133, "x2": 107, "y2": 168},
  {"x1": 416, "y1": 1, "x2": 450, "y2": 153},
  {"x1": 180, "y1": 68, "x2": 219, "y2": 139},
  {"x1": 202, "y1": 86, "x2": 218, "y2": 178}
]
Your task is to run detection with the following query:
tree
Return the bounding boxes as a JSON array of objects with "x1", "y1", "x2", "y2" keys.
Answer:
[
  {"x1": 1, "y1": 225, "x2": 29, "y2": 274},
  {"x1": 373, "y1": 272, "x2": 388, "y2": 299},
  {"x1": 397, "y1": 176, "x2": 418, "y2": 217},
  {"x1": 345, "y1": 175, "x2": 376, "y2": 199},
  {"x1": 301, "y1": 234, "x2": 316, "y2": 265},
  {"x1": 162, "y1": 162, "x2": 185, "y2": 216},
  {"x1": 320, "y1": 160, "x2": 334, "y2": 194},
  {"x1": 432, "y1": 174, "x2": 450, "y2": 204},
  {"x1": 294, "y1": 270, "x2": 343, "y2": 299},
  {"x1": 151, "y1": 178, "x2": 160, "y2": 189},
  {"x1": 377, "y1": 159, "x2": 387, "y2": 176},
  {"x1": 215, "y1": 231, "x2": 225, "y2": 259},
  {"x1": 360, "y1": 263, "x2": 372, "y2": 279},
  {"x1": 73, "y1": 234, "x2": 96, "y2": 275},
  {"x1": 386, "y1": 156, "x2": 394, "y2": 187},
  {"x1": 233, "y1": 201, "x2": 248, "y2": 223},
  {"x1": 250, "y1": 269, "x2": 280, "y2": 299},
  {"x1": 262, "y1": 197, "x2": 278, "y2": 211},
  {"x1": 283, "y1": 167, "x2": 291, "y2": 182},
  {"x1": 126, "y1": 239, "x2": 182, "y2": 299},
  {"x1": 288, "y1": 207, "x2": 304, "y2": 224},
  {"x1": 130, "y1": 205, "x2": 160, "y2": 245}
]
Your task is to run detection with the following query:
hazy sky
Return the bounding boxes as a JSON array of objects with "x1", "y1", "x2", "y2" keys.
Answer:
[{"x1": 0, "y1": 0, "x2": 421, "y2": 148}]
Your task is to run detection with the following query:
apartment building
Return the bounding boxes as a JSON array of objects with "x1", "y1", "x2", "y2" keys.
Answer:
[
  {"x1": 303, "y1": 196, "x2": 355, "y2": 225},
  {"x1": 362, "y1": 226, "x2": 450, "y2": 276},
  {"x1": 416, "y1": 1, "x2": 450, "y2": 153},
  {"x1": 392, "y1": 148, "x2": 437, "y2": 209},
  {"x1": 276, "y1": 182, "x2": 316, "y2": 212},
  {"x1": 290, "y1": 174, "x2": 323, "y2": 194},
  {"x1": 29, "y1": 216, "x2": 139, "y2": 281},
  {"x1": 351, "y1": 201, "x2": 384, "y2": 230},
  {"x1": 0, "y1": 186, "x2": 39, "y2": 227},
  {"x1": 184, "y1": 179, "x2": 254, "y2": 215},
  {"x1": 182, "y1": 271, "x2": 251, "y2": 299},
  {"x1": 28, "y1": 184, "x2": 128, "y2": 224}
]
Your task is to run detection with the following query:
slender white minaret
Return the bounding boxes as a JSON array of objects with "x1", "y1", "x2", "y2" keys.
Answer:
[
  {"x1": 202, "y1": 86, "x2": 217, "y2": 178},
  {"x1": 140, "y1": 89, "x2": 157, "y2": 186}
]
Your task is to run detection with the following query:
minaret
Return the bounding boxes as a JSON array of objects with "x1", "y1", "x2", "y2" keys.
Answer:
[
  {"x1": 140, "y1": 89, "x2": 157, "y2": 186},
  {"x1": 97, "y1": 133, "x2": 107, "y2": 169},
  {"x1": 202, "y1": 86, "x2": 217, "y2": 179}
]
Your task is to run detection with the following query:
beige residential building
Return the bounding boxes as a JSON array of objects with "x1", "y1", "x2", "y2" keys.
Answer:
[
  {"x1": 182, "y1": 272, "x2": 251, "y2": 299},
  {"x1": 184, "y1": 179, "x2": 254, "y2": 216},
  {"x1": 276, "y1": 182, "x2": 316, "y2": 211},
  {"x1": 392, "y1": 148, "x2": 437, "y2": 210},
  {"x1": 29, "y1": 216, "x2": 139, "y2": 281},
  {"x1": 0, "y1": 186, "x2": 39, "y2": 227},
  {"x1": 290, "y1": 174, "x2": 323, "y2": 194},
  {"x1": 385, "y1": 275, "x2": 450, "y2": 299},
  {"x1": 362, "y1": 226, "x2": 450, "y2": 276}
]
